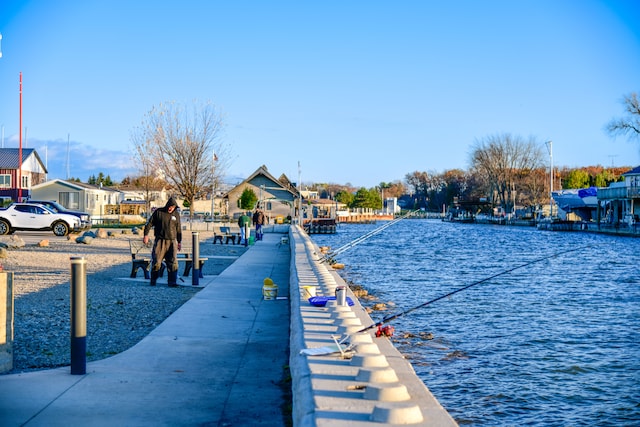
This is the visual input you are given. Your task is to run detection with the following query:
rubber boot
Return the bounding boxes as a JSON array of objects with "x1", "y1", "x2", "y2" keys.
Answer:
[
  {"x1": 150, "y1": 269, "x2": 159, "y2": 286},
  {"x1": 167, "y1": 270, "x2": 179, "y2": 287}
]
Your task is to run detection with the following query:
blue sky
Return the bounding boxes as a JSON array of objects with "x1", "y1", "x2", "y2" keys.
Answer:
[{"x1": 0, "y1": 1, "x2": 639, "y2": 188}]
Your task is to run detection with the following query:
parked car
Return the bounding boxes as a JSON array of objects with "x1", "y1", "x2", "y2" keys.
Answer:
[
  {"x1": 28, "y1": 200, "x2": 92, "y2": 231},
  {"x1": 0, "y1": 203, "x2": 82, "y2": 236}
]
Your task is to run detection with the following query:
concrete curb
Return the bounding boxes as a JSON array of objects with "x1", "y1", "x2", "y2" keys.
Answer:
[{"x1": 288, "y1": 225, "x2": 457, "y2": 426}]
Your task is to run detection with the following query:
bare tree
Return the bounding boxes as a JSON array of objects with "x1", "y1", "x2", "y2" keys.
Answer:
[
  {"x1": 130, "y1": 129, "x2": 160, "y2": 215},
  {"x1": 131, "y1": 100, "x2": 229, "y2": 221},
  {"x1": 470, "y1": 133, "x2": 545, "y2": 215},
  {"x1": 404, "y1": 171, "x2": 430, "y2": 209},
  {"x1": 606, "y1": 92, "x2": 640, "y2": 142}
]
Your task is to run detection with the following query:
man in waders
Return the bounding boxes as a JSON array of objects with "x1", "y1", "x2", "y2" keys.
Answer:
[{"x1": 143, "y1": 197, "x2": 182, "y2": 287}]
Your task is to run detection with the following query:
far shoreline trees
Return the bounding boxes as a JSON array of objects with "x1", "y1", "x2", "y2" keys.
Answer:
[{"x1": 72, "y1": 89, "x2": 640, "y2": 216}]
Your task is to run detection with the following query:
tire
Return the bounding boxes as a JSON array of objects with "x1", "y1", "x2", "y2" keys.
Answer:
[
  {"x1": 52, "y1": 221, "x2": 70, "y2": 236},
  {"x1": 0, "y1": 219, "x2": 10, "y2": 235}
]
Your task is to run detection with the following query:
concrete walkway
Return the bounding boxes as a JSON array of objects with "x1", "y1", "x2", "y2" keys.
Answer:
[{"x1": 0, "y1": 233, "x2": 291, "y2": 427}]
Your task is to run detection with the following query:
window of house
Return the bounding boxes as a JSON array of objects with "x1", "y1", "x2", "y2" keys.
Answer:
[
  {"x1": 59, "y1": 191, "x2": 80, "y2": 209},
  {"x1": 0, "y1": 174, "x2": 11, "y2": 188}
]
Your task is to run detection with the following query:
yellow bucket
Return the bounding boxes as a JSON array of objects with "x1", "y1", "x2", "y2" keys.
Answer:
[
  {"x1": 263, "y1": 283, "x2": 278, "y2": 300},
  {"x1": 302, "y1": 286, "x2": 317, "y2": 298}
]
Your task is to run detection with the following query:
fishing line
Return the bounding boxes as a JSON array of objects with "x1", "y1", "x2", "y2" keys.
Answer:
[
  {"x1": 320, "y1": 210, "x2": 418, "y2": 264},
  {"x1": 352, "y1": 244, "x2": 595, "y2": 336}
]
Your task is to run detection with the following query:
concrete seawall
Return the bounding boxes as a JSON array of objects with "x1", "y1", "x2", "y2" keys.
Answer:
[{"x1": 288, "y1": 225, "x2": 457, "y2": 426}]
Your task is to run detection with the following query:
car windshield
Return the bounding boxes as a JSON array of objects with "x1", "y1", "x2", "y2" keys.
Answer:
[
  {"x1": 39, "y1": 205, "x2": 56, "y2": 214},
  {"x1": 45, "y1": 201, "x2": 66, "y2": 212}
]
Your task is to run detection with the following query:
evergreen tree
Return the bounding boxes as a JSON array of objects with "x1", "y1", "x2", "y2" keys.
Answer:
[{"x1": 239, "y1": 187, "x2": 258, "y2": 210}]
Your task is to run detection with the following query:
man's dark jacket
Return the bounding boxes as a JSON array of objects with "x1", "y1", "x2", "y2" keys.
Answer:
[{"x1": 143, "y1": 198, "x2": 182, "y2": 243}]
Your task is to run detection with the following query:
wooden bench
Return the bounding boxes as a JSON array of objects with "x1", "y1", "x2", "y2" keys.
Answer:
[{"x1": 213, "y1": 226, "x2": 240, "y2": 244}]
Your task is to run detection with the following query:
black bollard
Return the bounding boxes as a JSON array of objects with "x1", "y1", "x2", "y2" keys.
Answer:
[
  {"x1": 70, "y1": 257, "x2": 87, "y2": 375},
  {"x1": 192, "y1": 232, "x2": 200, "y2": 286}
]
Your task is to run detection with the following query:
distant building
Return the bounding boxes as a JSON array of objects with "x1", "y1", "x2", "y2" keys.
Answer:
[
  {"x1": 223, "y1": 165, "x2": 299, "y2": 222},
  {"x1": 30, "y1": 179, "x2": 123, "y2": 218},
  {"x1": 597, "y1": 165, "x2": 640, "y2": 226},
  {"x1": 0, "y1": 148, "x2": 47, "y2": 202}
]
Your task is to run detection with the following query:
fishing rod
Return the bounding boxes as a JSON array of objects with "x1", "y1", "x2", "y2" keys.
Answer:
[
  {"x1": 353, "y1": 244, "x2": 594, "y2": 335},
  {"x1": 320, "y1": 210, "x2": 419, "y2": 264}
]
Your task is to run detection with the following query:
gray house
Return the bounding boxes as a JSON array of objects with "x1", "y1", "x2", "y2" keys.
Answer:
[
  {"x1": 224, "y1": 165, "x2": 299, "y2": 222},
  {"x1": 30, "y1": 179, "x2": 123, "y2": 218}
]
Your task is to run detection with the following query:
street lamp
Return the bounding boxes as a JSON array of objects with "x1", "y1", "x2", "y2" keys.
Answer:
[{"x1": 545, "y1": 140, "x2": 553, "y2": 218}]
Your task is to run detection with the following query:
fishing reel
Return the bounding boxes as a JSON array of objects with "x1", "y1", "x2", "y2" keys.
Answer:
[{"x1": 375, "y1": 325, "x2": 395, "y2": 338}]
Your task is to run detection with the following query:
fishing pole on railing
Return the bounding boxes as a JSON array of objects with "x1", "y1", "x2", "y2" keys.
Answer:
[
  {"x1": 320, "y1": 210, "x2": 419, "y2": 264},
  {"x1": 344, "y1": 243, "x2": 595, "y2": 340}
]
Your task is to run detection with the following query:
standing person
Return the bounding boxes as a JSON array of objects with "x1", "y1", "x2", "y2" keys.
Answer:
[
  {"x1": 238, "y1": 211, "x2": 251, "y2": 246},
  {"x1": 252, "y1": 208, "x2": 266, "y2": 241},
  {"x1": 143, "y1": 197, "x2": 182, "y2": 287}
]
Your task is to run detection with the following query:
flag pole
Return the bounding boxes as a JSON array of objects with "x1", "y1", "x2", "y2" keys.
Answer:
[{"x1": 18, "y1": 72, "x2": 23, "y2": 201}]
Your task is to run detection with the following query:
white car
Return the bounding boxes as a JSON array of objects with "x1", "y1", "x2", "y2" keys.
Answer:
[{"x1": 0, "y1": 203, "x2": 82, "y2": 236}]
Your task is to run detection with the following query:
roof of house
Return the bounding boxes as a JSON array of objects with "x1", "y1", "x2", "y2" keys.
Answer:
[
  {"x1": 235, "y1": 165, "x2": 299, "y2": 197},
  {"x1": 32, "y1": 178, "x2": 122, "y2": 193},
  {"x1": 623, "y1": 165, "x2": 640, "y2": 175},
  {"x1": 0, "y1": 148, "x2": 48, "y2": 173}
]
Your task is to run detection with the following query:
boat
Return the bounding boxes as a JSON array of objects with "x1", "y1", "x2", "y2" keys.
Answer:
[{"x1": 552, "y1": 187, "x2": 598, "y2": 221}]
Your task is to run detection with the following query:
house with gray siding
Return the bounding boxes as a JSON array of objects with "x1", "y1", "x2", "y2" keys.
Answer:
[{"x1": 30, "y1": 179, "x2": 123, "y2": 219}]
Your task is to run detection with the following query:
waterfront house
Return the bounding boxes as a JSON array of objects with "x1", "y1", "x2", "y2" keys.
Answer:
[
  {"x1": 596, "y1": 165, "x2": 640, "y2": 227},
  {"x1": 0, "y1": 148, "x2": 47, "y2": 203},
  {"x1": 223, "y1": 165, "x2": 299, "y2": 222}
]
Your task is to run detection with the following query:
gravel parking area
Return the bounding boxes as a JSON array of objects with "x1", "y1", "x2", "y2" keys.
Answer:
[{"x1": 1, "y1": 230, "x2": 247, "y2": 374}]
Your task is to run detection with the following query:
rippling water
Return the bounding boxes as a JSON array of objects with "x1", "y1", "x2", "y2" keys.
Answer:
[{"x1": 311, "y1": 219, "x2": 640, "y2": 427}]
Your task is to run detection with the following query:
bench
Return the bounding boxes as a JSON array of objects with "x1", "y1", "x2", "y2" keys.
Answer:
[
  {"x1": 129, "y1": 239, "x2": 155, "y2": 279},
  {"x1": 129, "y1": 240, "x2": 208, "y2": 278},
  {"x1": 177, "y1": 253, "x2": 209, "y2": 278},
  {"x1": 213, "y1": 226, "x2": 240, "y2": 244}
]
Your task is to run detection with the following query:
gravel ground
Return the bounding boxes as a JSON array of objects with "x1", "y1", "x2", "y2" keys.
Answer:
[{"x1": 1, "y1": 230, "x2": 247, "y2": 375}]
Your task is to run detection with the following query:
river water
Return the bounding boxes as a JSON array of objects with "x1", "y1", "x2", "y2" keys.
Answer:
[{"x1": 311, "y1": 219, "x2": 639, "y2": 427}]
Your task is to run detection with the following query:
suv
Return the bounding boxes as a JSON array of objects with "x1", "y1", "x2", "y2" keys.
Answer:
[
  {"x1": 0, "y1": 203, "x2": 81, "y2": 236},
  {"x1": 28, "y1": 200, "x2": 92, "y2": 231}
]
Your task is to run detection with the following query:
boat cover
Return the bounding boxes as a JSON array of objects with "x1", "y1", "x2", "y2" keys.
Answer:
[{"x1": 577, "y1": 187, "x2": 597, "y2": 198}]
